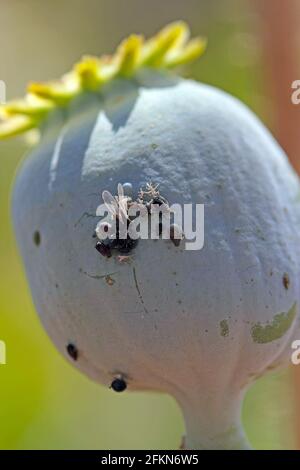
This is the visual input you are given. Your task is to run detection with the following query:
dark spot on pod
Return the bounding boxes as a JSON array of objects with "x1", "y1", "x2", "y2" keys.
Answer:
[
  {"x1": 116, "y1": 238, "x2": 138, "y2": 254},
  {"x1": 110, "y1": 377, "x2": 127, "y2": 392},
  {"x1": 170, "y1": 225, "x2": 181, "y2": 247},
  {"x1": 66, "y1": 343, "x2": 78, "y2": 361},
  {"x1": 146, "y1": 202, "x2": 152, "y2": 214},
  {"x1": 283, "y1": 273, "x2": 290, "y2": 290},
  {"x1": 152, "y1": 195, "x2": 168, "y2": 206},
  {"x1": 33, "y1": 231, "x2": 41, "y2": 246},
  {"x1": 95, "y1": 241, "x2": 112, "y2": 258}
]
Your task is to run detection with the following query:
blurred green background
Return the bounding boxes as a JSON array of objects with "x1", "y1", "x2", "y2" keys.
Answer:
[{"x1": 0, "y1": 0, "x2": 297, "y2": 449}]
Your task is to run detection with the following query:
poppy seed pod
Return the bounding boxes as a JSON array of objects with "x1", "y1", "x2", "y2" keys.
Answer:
[{"x1": 2, "y1": 22, "x2": 300, "y2": 449}]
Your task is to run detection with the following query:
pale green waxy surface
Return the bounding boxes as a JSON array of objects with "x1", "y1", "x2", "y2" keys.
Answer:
[
  {"x1": 251, "y1": 302, "x2": 297, "y2": 344},
  {"x1": 220, "y1": 319, "x2": 229, "y2": 337}
]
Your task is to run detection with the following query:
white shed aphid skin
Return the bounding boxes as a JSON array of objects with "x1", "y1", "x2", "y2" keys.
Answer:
[{"x1": 3, "y1": 22, "x2": 300, "y2": 449}]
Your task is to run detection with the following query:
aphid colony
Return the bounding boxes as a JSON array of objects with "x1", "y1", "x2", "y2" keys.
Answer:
[{"x1": 94, "y1": 182, "x2": 184, "y2": 258}]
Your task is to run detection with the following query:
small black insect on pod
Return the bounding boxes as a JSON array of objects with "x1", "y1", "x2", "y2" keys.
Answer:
[
  {"x1": 170, "y1": 224, "x2": 182, "y2": 247},
  {"x1": 66, "y1": 343, "x2": 78, "y2": 361},
  {"x1": 95, "y1": 241, "x2": 112, "y2": 258},
  {"x1": 110, "y1": 376, "x2": 127, "y2": 393},
  {"x1": 152, "y1": 195, "x2": 168, "y2": 206}
]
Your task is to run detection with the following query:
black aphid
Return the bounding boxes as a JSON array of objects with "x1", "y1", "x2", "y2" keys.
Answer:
[
  {"x1": 95, "y1": 241, "x2": 112, "y2": 258},
  {"x1": 114, "y1": 237, "x2": 138, "y2": 254},
  {"x1": 66, "y1": 343, "x2": 78, "y2": 361},
  {"x1": 33, "y1": 230, "x2": 41, "y2": 246},
  {"x1": 110, "y1": 377, "x2": 127, "y2": 392},
  {"x1": 152, "y1": 195, "x2": 168, "y2": 206}
]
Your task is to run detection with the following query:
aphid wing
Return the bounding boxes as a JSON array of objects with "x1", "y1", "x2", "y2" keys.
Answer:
[
  {"x1": 118, "y1": 201, "x2": 129, "y2": 225},
  {"x1": 102, "y1": 190, "x2": 118, "y2": 216}
]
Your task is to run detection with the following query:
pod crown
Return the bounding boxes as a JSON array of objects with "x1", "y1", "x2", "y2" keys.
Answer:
[{"x1": 0, "y1": 22, "x2": 206, "y2": 139}]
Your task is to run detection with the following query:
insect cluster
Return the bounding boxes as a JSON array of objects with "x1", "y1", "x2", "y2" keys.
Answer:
[{"x1": 94, "y1": 182, "x2": 183, "y2": 259}]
